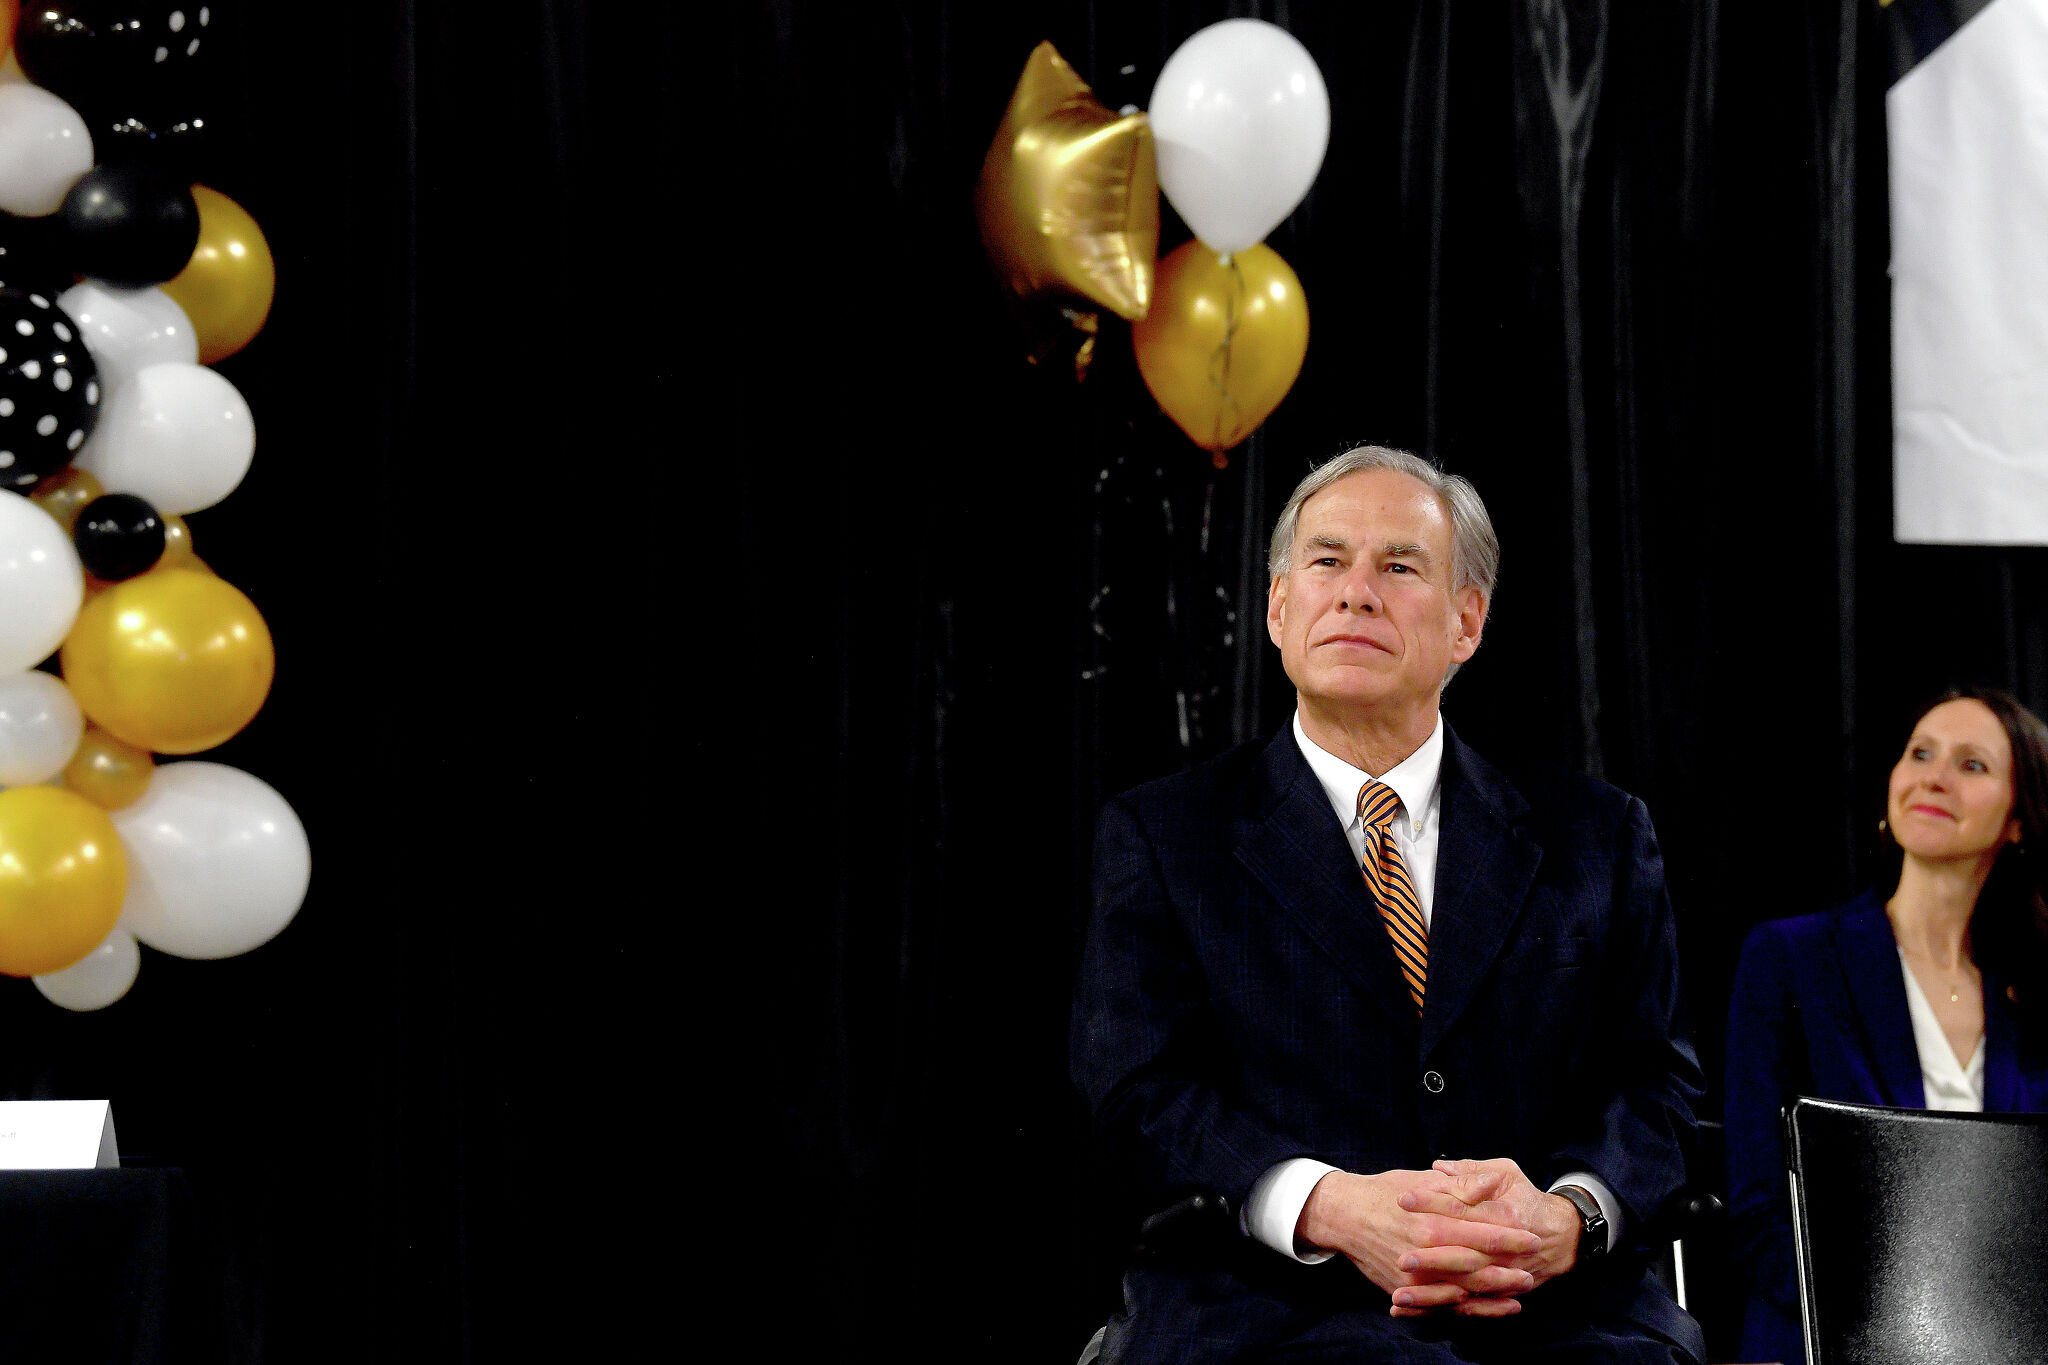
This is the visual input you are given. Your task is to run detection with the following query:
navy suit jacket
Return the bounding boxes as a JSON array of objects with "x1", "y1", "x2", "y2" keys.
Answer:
[
  {"x1": 1073, "y1": 724, "x2": 1704, "y2": 1361},
  {"x1": 1724, "y1": 893, "x2": 2048, "y2": 1365}
]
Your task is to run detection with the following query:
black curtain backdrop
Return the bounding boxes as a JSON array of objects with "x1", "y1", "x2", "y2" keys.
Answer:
[
  {"x1": 1, "y1": 1, "x2": 2042, "y2": 1361},
  {"x1": 727, "y1": 0, "x2": 2048, "y2": 1359}
]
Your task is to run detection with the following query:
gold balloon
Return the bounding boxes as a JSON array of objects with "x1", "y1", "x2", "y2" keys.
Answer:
[
  {"x1": 1133, "y1": 240, "x2": 1310, "y2": 454},
  {"x1": 30, "y1": 466, "x2": 104, "y2": 534},
  {"x1": 60, "y1": 568, "x2": 275, "y2": 755},
  {"x1": 975, "y1": 42, "x2": 1157, "y2": 330},
  {"x1": 0, "y1": 785, "x2": 127, "y2": 978},
  {"x1": 62, "y1": 727, "x2": 156, "y2": 810},
  {"x1": 159, "y1": 185, "x2": 276, "y2": 365},
  {"x1": 158, "y1": 514, "x2": 204, "y2": 571}
]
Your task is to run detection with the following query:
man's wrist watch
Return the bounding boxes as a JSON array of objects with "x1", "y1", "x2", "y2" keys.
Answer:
[{"x1": 1553, "y1": 1184, "x2": 1609, "y2": 1265}]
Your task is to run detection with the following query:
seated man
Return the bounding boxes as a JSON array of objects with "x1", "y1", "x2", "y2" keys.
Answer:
[{"x1": 1074, "y1": 446, "x2": 1704, "y2": 1362}]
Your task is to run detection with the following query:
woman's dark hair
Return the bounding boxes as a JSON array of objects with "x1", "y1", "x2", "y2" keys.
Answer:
[{"x1": 1901, "y1": 686, "x2": 2048, "y2": 1018}]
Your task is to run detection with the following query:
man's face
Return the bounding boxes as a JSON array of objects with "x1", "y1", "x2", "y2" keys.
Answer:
[{"x1": 1265, "y1": 468, "x2": 1486, "y2": 719}]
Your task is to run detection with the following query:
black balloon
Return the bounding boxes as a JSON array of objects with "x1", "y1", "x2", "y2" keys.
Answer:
[
  {"x1": 14, "y1": 3, "x2": 223, "y2": 175},
  {"x1": 0, "y1": 289, "x2": 103, "y2": 492},
  {"x1": 74, "y1": 493, "x2": 167, "y2": 582},
  {"x1": 55, "y1": 167, "x2": 201, "y2": 289}
]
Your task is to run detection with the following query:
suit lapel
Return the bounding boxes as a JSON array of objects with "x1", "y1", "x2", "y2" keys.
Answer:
[
  {"x1": 1982, "y1": 967, "x2": 2025, "y2": 1113},
  {"x1": 1234, "y1": 731, "x2": 1417, "y2": 1032},
  {"x1": 1831, "y1": 897, "x2": 1926, "y2": 1108},
  {"x1": 1420, "y1": 732, "x2": 1541, "y2": 1058}
]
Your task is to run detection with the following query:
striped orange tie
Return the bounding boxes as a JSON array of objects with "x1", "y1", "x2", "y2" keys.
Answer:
[{"x1": 1358, "y1": 780, "x2": 1427, "y2": 1013}]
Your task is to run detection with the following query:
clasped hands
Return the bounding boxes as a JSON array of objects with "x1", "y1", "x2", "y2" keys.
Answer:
[{"x1": 1295, "y1": 1158, "x2": 1582, "y2": 1318}]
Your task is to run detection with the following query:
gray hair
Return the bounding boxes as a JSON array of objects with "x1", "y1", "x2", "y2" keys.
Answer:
[{"x1": 1267, "y1": 445, "x2": 1499, "y2": 600}]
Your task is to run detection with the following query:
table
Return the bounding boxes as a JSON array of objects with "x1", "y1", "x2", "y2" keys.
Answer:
[{"x1": 0, "y1": 1167, "x2": 220, "y2": 1364}]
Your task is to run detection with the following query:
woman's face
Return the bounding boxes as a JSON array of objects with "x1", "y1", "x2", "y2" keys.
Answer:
[{"x1": 1888, "y1": 698, "x2": 2022, "y2": 865}]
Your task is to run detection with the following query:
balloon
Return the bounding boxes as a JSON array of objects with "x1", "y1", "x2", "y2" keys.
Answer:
[
  {"x1": 0, "y1": 287, "x2": 104, "y2": 490},
  {"x1": 57, "y1": 281, "x2": 198, "y2": 383},
  {"x1": 14, "y1": 4, "x2": 218, "y2": 174},
  {"x1": 55, "y1": 165, "x2": 200, "y2": 288},
  {"x1": 73, "y1": 491, "x2": 163, "y2": 580},
  {"x1": 159, "y1": 185, "x2": 274, "y2": 364},
  {"x1": 975, "y1": 42, "x2": 1158, "y2": 327},
  {"x1": 60, "y1": 567, "x2": 273, "y2": 753},
  {"x1": 0, "y1": 82, "x2": 95, "y2": 217},
  {"x1": 0, "y1": 784, "x2": 126, "y2": 976},
  {"x1": 1148, "y1": 20, "x2": 1330, "y2": 256},
  {"x1": 73, "y1": 360, "x2": 253, "y2": 515},
  {"x1": 34, "y1": 926, "x2": 139, "y2": 1009},
  {"x1": 0, "y1": 488, "x2": 85, "y2": 672},
  {"x1": 1132, "y1": 240, "x2": 1309, "y2": 455},
  {"x1": 28, "y1": 464, "x2": 103, "y2": 533},
  {"x1": 156, "y1": 511, "x2": 202, "y2": 570},
  {"x1": 112, "y1": 761, "x2": 309, "y2": 960},
  {"x1": 61, "y1": 724, "x2": 152, "y2": 809},
  {"x1": 0, "y1": 669, "x2": 83, "y2": 785}
]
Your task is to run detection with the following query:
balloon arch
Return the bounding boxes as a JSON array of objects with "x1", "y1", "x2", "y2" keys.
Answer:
[{"x1": 0, "y1": 3, "x2": 308, "y2": 1011}]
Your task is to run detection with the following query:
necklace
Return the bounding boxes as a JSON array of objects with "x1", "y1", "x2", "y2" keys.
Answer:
[{"x1": 1911, "y1": 952, "x2": 1971, "y2": 1004}]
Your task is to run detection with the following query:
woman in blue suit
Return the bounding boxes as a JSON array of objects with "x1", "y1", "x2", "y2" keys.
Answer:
[{"x1": 1724, "y1": 686, "x2": 2048, "y2": 1365}]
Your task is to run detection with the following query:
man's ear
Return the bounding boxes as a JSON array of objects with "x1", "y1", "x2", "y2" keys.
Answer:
[
  {"x1": 1266, "y1": 574, "x2": 1288, "y2": 648},
  {"x1": 1451, "y1": 585, "x2": 1487, "y2": 662}
]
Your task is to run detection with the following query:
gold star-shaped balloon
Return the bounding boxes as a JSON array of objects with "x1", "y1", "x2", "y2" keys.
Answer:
[{"x1": 975, "y1": 41, "x2": 1158, "y2": 342}]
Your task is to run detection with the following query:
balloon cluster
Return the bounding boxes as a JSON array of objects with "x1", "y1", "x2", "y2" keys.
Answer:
[
  {"x1": 0, "y1": 4, "x2": 308, "y2": 1012},
  {"x1": 975, "y1": 21, "x2": 1328, "y2": 460}
]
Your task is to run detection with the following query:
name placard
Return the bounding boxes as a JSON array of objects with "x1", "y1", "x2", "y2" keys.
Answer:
[{"x1": 0, "y1": 1101, "x2": 119, "y2": 1169}]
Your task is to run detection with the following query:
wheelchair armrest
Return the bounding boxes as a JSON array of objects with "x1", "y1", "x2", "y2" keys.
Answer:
[{"x1": 1135, "y1": 1191, "x2": 1233, "y2": 1257}]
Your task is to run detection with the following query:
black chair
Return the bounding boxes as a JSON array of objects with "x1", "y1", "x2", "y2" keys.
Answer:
[{"x1": 1784, "y1": 1096, "x2": 2048, "y2": 1365}]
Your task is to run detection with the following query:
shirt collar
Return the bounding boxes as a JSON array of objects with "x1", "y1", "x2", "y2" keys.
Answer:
[{"x1": 1292, "y1": 709, "x2": 1445, "y2": 838}]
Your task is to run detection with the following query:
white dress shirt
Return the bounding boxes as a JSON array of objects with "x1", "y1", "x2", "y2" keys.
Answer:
[
  {"x1": 1897, "y1": 950, "x2": 1986, "y2": 1112},
  {"x1": 1239, "y1": 712, "x2": 1622, "y2": 1263}
]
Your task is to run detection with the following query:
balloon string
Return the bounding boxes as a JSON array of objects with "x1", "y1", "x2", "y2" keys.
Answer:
[{"x1": 1207, "y1": 254, "x2": 1245, "y2": 450}]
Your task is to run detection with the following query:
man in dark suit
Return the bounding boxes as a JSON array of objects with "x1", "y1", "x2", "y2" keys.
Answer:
[{"x1": 1074, "y1": 446, "x2": 1704, "y2": 1362}]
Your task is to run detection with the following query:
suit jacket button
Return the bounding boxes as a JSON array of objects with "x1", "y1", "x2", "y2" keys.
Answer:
[{"x1": 1423, "y1": 1070, "x2": 1445, "y2": 1094}]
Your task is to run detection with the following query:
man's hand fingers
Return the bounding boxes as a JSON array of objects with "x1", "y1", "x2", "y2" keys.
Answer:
[
  {"x1": 1400, "y1": 1188, "x2": 1531, "y2": 1234},
  {"x1": 1397, "y1": 1248, "x2": 1539, "y2": 1292},
  {"x1": 1397, "y1": 1244, "x2": 1498, "y2": 1277},
  {"x1": 1389, "y1": 1282, "x2": 1467, "y2": 1312},
  {"x1": 1397, "y1": 1187, "x2": 1484, "y2": 1219},
  {"x1": 1410, "y1": 1214, "x2": 1541, "y2": 1259},
  {"x1": 1431, "y1": 1159, "x2": 1516, "y2": 1205},
  {"x1": 1451, "y1": 1294, "x2": 1525, "y2": 1318},
  {"x1": 1448, "y1": 1265, "x2": 1536, "y2": 1296}
]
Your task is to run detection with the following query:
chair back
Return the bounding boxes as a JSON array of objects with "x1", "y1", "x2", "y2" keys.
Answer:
[{"x1": 1784, "y1": 1096, "x2": 2048, "y2": 1365}]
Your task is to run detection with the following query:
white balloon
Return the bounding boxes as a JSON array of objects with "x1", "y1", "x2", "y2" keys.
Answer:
[
  {"x1": 75, "y1": 362, "x2": 256, "y2": 515},
  {"x1": 0, "y1": 669, "x2": 83, "y2": 786},
  {"x1": 113, "y1": 761, "x2": 310, "y2": 960},
  {"x1": 33, "y1": 928, "x2": 141, "y2": 1011},
  {"x1": 57, "y1": 283, "x2": 198, "y2": 384},
  {"x1": 1148, "y1": 19, "x2": 1330, "y2": 256},
  {"x1": 0, "y1": 489, "x2": 84, "y2": 673},
  {"x1": 0, "y1": 83, "x2": 93, "y2": 218}
]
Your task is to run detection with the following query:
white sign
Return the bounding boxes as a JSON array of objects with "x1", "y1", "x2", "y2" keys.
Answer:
[
  {"x1": 1890, "y1": 0, "x2": 2048, "y2": 544},
  {"x1": 0, "y1": 1100, "x2": 119, "y2": 1169}
]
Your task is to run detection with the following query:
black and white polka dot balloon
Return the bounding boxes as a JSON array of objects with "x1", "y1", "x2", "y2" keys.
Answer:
[{"x1": 0, "y1": 289, "x2": 103, "y2": 492}]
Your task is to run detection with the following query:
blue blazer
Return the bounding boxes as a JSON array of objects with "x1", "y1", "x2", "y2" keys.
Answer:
[
  {"x1": 1723, "y1": 893, "x2": 2048, "y2": 1365},
  {"x1": 1073, "y1": 725, "x2": 1705, "y2": 1362}
]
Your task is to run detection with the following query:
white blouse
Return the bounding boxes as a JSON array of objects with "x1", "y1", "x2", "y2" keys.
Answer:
[{"x1": 1897, "y1": 949, "x2": 1986, "y2": 1112}]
